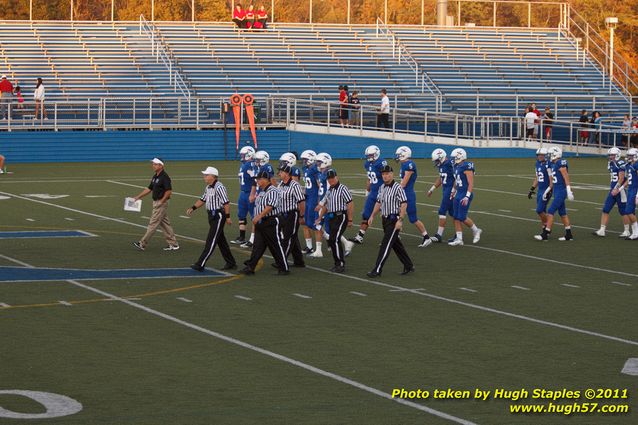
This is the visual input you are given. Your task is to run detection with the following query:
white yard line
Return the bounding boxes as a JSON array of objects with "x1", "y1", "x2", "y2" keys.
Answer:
[
  {"x1": 511, "y1": 285, "x2": 531, "y2": 291},
  {"x1": 58, "y1": 300, "x2": 72, "y2": 306},
  {"x1": 234, "y1": 295, "x2": 253, "y2": 301},
  {"x1": 459, "y1": 288, "x2": 478, "y2": 293},
  {"x1": 177, "y1": 297, "x2": 192, "y2": 303},
  {"x1": 611, "y1": 281, "x2": 632, "y2": 287},
  {"x1": 0, "y1": 303, "x2": 11, "y2": 308},
  {"x1": 4, "y1": 192, "x2": 638, "y2": 348},
  {"x1": 349, "y1": 291, "x2": 368, "y2": 297},
  {"x1": 561, "y1": 284, "x2": 580, "y2": 288},
  {"x1": 292, "y1": 293, "x2": 312, "y2": 299}
]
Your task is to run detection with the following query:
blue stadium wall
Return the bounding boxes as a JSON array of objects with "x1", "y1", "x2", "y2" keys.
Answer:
[{"x1": 1, "y1": 129, "x2": 555, "y2": 163}]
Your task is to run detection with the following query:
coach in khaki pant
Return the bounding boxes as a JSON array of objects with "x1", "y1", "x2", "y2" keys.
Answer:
[{"x1": 132, "y1": 158, "x2": 179, "y2": 251}]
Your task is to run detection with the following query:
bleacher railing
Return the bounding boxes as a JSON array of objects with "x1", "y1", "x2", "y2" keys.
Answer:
[
  {"x1": 268, "y1": 97, "x2": 635, "y2": 150},
  {"x1": 375, "y1": 18, "x2": 442, "y2": 99},
  {"x1": 139, "y1": 14, "x2": 192, "y2": 114}
]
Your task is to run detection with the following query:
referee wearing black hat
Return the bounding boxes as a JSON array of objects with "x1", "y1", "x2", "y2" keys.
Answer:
[
  {"x1": 278, "y1": 164, "x2": 306, "y2": 268},
  {"x1": 315, "y1": 169, "x2": 353, "y2": 273},
  {"x1": 186, "y1": 167, "x2": 236, "y2": 272},
  {"x1": 241, "y1": 170, "x2": 289, "y2": 275},
  {"x1": 366, "y1": 165, "x2": 414, "y2": 278}
]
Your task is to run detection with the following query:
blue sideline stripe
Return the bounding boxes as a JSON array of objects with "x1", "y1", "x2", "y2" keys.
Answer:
[
  {"x1": 0, "y1": 231, "x2": 97, "y2": 239},
  {"x1": 0, "y1": 267, "x2": 228, "y2": 282}
]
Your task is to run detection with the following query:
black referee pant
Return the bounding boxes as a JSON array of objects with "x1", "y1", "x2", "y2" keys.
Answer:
[
  {"x1": 372, "y1": 216, "x2": 413, "y2": 274},
  {"x1": 195, "y1": 211, "x2": 236, "y2": 268},
  {"x1": 280, "y1": 210, "x2": 305, "y2": 266},
  {"x1": 244, "y1": 216, "x2": 289, "y2": 272},
  {"x1": 327, "y1": 212, "x2": 349, "y2": 267}
]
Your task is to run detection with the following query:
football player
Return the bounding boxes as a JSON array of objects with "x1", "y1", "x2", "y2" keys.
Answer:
[
  {"x1": 593, "y1": 147, "x2": 630, "y2": 237},
  {"x1": 448, "y1": 148, "x2": 482, "y2": 246},
  {"x1": 232, "y1": 145, "x2": 257, "y2": 246},
  {"x1": 279, "y1": 152, "x2": 301, "y2": 182},
  {"x1": 350, "y1": 145, "x2": 387, "y2": 244},
  {"x1": 622, "y1": 148, "x2": 638, "y2": 240},
  {"x1": 427, "y1": 148, "x2": 455, "y2": 242},
  {"x1": 527, "y1": 147, "x2": 552, "y2": 229},
  {"x1": 301, "y1": 150, "x2": 320, "y2": 254},
  {"x1": 535, "y1": 146, "x2": 574, "y2": 241}
]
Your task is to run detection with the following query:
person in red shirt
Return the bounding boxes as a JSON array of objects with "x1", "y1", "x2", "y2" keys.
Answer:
[
  {"x1": 232, "y1": 4, "x2": 246, "y2": 29},
  {"x1": 338, "y1": 85, "x2": 349, "y2": 127},
  {"x1": 530, "y1": 102, "x2": 541, "y2": 138},
  {"x1": 245, "y1": 5, "x2": 255, "y2": 29},
  {"x1": 0, "y1": 154, "x2": 5, "y2": 174},
  {"x1": 0, "y1": 75, "x2": 14, "y2": 120},
  {"x1": 254, "y1": 5, "x2": 268, "y2": 30}
]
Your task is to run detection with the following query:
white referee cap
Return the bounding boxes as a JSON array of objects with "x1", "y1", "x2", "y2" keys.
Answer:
[
  {"x1": 201, "y1": 166, "x2": 219, "y2": 176},
  {"x1": 150, "y1": 157, "x2": 164, "y2": 165}
]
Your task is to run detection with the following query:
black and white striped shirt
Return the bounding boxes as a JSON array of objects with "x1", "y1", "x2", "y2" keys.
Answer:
[
  {"x1": 254, "y1": 184, "x2": 280, "y2": 218},
  {"x1": 199, "y1": 181, "x2": 230, "y2": 211},
  {"x1": 279, "y1": 179, "x2": 305, "y2": 213},
  {"x1": 376, "y1": 181, "x2": 407, "y2": 217},
  {"x1": 325, "y1": 182, "x2": 352, "y2": 213}
]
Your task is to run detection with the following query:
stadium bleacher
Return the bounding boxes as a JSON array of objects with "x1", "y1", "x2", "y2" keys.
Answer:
[{"x1": 0, "y1": 20, "x2": 633, "y2": 121}]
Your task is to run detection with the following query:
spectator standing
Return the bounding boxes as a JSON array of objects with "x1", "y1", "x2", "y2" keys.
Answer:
[
  {"x1": 338, "y1": 85, "x2": 349, "y2": 127},
  {"x1": 0, "y1": 75, "x2": 14, "y2": 120},
  {"x1": 232, "y1": 4, "x2": 246, "y2": 28},
  {"x1": 578, "y1": 109, "x2": 590, "y2": 145},
  {"x1": 33, "y1": 78, "x2": 47, "y2": 120},
  {"x1": 542, "y1": 106, "x2": 554, "y2": 141},
  {"x1": 245, "y1": 5, "x2": 255, "y2": 29},
  {"x1": 632, "y1": 117, "x2": 638, "y2": 148},
  {"x1": 589, "y1": 111, "x2": 602, "y2": 145},
  {"x1": 0, "y1": 154, "x2": 6, "y2": 174},
  {"x1": 377, "y1": 88, "x2": 390, "y2": 129},
  {"x1": 254, "y1": 5, "x2": 268, "y2": 29},
  {"x1": 14, "y1": 82, "x2": 24, "y2": 111},
  {"x1": 349, "y1": 90, "x2": 360, "y2": 126},
  {"x1": 524, "y1": 107, "x2": 536, "y2": 140},
  {"x1": 530, "y1": 103, "x2": 541, "y2": 137},
  {"x1": 621, "y1": 114, "x2": 632, "y2": 147},
  {"x1": 131, "y1": 158, "x2": 179, "y2": 251}
]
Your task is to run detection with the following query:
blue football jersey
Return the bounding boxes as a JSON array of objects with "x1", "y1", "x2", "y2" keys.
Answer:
[
  {"x1": 535, "y1": 160, "x2": 551, "y2": 191},
  {"x1": 365, "y1": 158, "x2": 388, "y2": 193},
  {"x1": 291, "y1": 166, "x2": 301, "y2": 179},
  {"x1": 551, "y1": 159, "x2": 569, "y2": 190},
  {"x1": 400, "y1": 160, "x2": 417, "y2": 192},
  {"x1": 303, "y1": 164, "x2": 320, "y2": 200},
  {"x1": 258, "y1": 163, "x2": 275, "y2": 178},
  {"x1": 454, "y1": 161, "x2": 475, "y2": 196},
  {"x1": 608, "y1": 160, "x2": 626, "y2": 189},
  {"x1": 318, "y1": 169, "x2": 329, "y2": 198},
  {"x1": 625, "y1": 162, "x2": 638, "y2": 189},
  {"x1": 438, "y1": 159, "x2": 455, "y2": 191},
  {"x1": 239, "y1": 161, "x2": 256, "y2": 193}
]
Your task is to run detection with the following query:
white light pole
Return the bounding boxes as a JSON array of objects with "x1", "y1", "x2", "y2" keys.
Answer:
[{"x1": 605, "y1": 17, "x2": 618, "y2": 94}]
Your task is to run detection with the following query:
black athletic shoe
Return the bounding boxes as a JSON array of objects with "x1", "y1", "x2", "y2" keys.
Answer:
[
  {"x1": 400, "y1": 267, "x2": 415, "y2": 275},
  {"x1": 240, "y1": 241, "x2": 253, "y2": 249},
  {"x1": 190, "y1": 264, "x2": 205, "y2": 272},
  {"x1": 330, "y1": 265, "x2": 345, "y2": 273},
  {"x1": 303, "y1": 247, "x2": 314, "y2": 255},
  {"x1": 240, "y1": 267, "x2": 254, "y2": 275},
  {"x1": 431, "y1": 234, "x2": 442, "y2": 243},
  {"x1": 133, "y1": 241, "x2": 145, "y2": 251},
  {"x1": 366, "y1": 270, "x2": 381, "y2": 278},
  {"x1": 349, "y1": 237, "x2": 363, "y2": 244},
  {"x1": 230, "y1": 237, "x2": 245, "y2": 245},
  {"x1": 221, "y1": 263, "x2": 237, "y2": 270}
]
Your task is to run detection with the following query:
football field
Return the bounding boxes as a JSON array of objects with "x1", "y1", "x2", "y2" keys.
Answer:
[{"x1": 0, "y1": 157, "x2": 636, "y2": 424}]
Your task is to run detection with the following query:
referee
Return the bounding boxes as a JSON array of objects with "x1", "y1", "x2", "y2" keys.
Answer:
[
  {"x1": 278, "y1": 164, "x2": 306, "y2": 268},
  {"x1": 366, "y1": 165, "x2": 414, "y2": 278},
  {"x1": 187, "y1": 167, "x2": 236, "y2": 272},
  {"x1": 241, "y1": 170, "x2": 289, "y2": 275},
  {"x1": 315, "y1": 169, "x2": 353, "y2": 273}
]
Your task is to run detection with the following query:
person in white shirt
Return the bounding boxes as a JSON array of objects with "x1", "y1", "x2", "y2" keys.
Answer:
[
  {"x1": 377, "y1": 88, "x2": 390, "y2": 129},
  {"x1": 524, "y1": 107, "x2": 536, "y2": 140},
  {"x1": 34, "y1": 77, "x2": 47, "y2": 120}
]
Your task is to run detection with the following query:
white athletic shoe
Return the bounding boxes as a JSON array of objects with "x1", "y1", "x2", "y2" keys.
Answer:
[
  {"x1": 472, "y1": 228, "x2": 482, "y2": 244},
  {"x1": 448, "y1": 238, "x2": 464, "y2": 246},
  {"x1": 618, "y1": 231, "x2": 630, "y2": 238},
  {"x1": 308, "y1": 249, "x2": 324, "y2": 258},
  {"x1": 418, "y1": 238, "x2": 432, "y2": 248},
  {"x1": 163, "y1": 244, "x2": 180, "y2": 251},
  {"x1": 343, "y1": 239, "x2": 354, "y2": 257},
  {"x1": 628, "y1": 233, "x2": 638, "y2": 240},
  {"x1": 593, "y1": 228, "x2": 605, "y2": 237}
]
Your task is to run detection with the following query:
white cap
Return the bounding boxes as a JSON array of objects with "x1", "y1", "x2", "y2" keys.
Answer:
[
  {"x1": 150, "y1": 157, "x2": 164, "y2": 165},
  {"x1": 201, "y1": 166, "x2": 219, "y2": 176},
  {"x1": 1, "y1": 75, "x2": 6, "y2": 79}
]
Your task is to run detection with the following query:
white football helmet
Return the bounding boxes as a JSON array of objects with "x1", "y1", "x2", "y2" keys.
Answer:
[
  {"x1": 548, "y1": 146, "x2": 563, "y2": 161},
  {"x1": 451, "y1": 148, "x2": 467, "y2": 164},
  {"x1": 394, "y1": 146, "x2": 412, "y2": 162},
  {"x1": 315, "y1": 152, "x2": 333, "y2": 171},
  {"x1": 536, "y1": 147, "x2": 548, "y2": 156},
  {"x1": 300, "y1": 150, "x2": 316, "y2": 167},
  {"x1": 254, "y1": 150, "x2": 270, "y2": 166},
  {"x1": 431, "y1": 148, "x2": 447, "y2": 166},
  {"x1": 607, "y1": 147, "x2": 621, "y2": 162},
  {"x1": 365, "y1": 145, "x2": 381, "y2": 162},
  {"x1": 239, "y1": 146, "x2": 255, "y2": 162},
  {"x1": 627, "y1": 148, "x2": 638, "y2": 163},
  {"x1": 279, "y1": 152, "x2": 297, "y2": 167}
]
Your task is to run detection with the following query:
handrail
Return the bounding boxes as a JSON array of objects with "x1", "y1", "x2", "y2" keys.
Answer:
[
  {"x1": 139, "y1": 14, "x2": 192, "y2": 113},
  {"x1": 376, "y1": 17, "x2": 442, "y2": 100}
]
